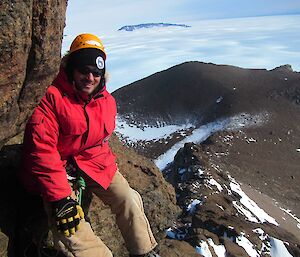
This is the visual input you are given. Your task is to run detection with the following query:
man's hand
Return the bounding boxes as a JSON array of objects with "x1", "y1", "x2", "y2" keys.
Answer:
[{"x1": 52, "y1": 197, "x2": 85, "y2": 237}]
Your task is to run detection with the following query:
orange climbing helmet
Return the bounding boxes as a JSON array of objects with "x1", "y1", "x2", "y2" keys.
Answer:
[{"x1": 69, "y1": 33, "x2": 106, "y2": 59}]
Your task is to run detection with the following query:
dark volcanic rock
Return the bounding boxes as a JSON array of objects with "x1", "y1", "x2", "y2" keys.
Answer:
[
  {"x1": 113, "y1": 61, "x2": 300, "y2": 234},
  {"x1": 113, "y1": 61, "x2": 300, "y2": 128},
  {"x1": 159, "y1": 239, "x2": 200, "y2": 257},
  {"x1": 206, "y1": 127, "x2": 300, "y2": 218},
  {"x1": 163, "y1": 142, "x2": 300, "y2": 256},
  {"x1": 0, "y1": 0, "x2": 67, "y2": 148},
  {"x1": 222, "y1": 238, "x2": 248, "y2": 257}
]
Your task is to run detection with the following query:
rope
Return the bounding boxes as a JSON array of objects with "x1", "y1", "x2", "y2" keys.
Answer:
[
  {"x1": 33, "y1": 176, "x2": 86, "y2": 256},
  {"x1": 75, "y1": 176, "x2": 86, "y2": 206}
]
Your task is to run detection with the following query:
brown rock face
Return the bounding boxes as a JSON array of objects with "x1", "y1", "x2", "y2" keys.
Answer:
[
  {"x1": 0, "y1": 0, "x2": 67, "y2": 148},
  {"x1": 90, "y1": 135, "x2": 181, "y2": 256},
  {"x1": 0, "y1": 135, "x2": 182, "y2": 257}
]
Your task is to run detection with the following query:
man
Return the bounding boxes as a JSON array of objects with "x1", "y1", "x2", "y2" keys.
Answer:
[{"x1": 21, "y1": 33, "x2": 160, "y2": 257}]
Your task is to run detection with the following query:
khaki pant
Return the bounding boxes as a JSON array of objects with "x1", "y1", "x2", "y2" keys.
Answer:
[{"x1": 45, "y1": 171, "x2": 157, "y2": 257}]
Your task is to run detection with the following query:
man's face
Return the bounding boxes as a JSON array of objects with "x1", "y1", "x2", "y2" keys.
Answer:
[{"x1": 73, "y1": 65, "x2": 102, "y2": 95}]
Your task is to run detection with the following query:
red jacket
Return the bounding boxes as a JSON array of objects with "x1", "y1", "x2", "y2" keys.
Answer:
[{"x1": 21, "y1": 69, "x2": 117, "y2": 202}]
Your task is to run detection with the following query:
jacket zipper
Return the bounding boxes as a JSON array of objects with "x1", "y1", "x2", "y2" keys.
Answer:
[{"x1": 82, "y1": 101, "x2": 90, "y2": 144}]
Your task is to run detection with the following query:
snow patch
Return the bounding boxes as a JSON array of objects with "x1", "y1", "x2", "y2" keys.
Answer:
[
  {"x1": 216, "y1": 204, "x2": 224, "y2": 210},
  {"x1": 154, "y1": 112, "x2": 269, "y2": 170},
  {"x1": 196, "y1": 241, "x2": 212, "y2": 257},
  {"x1": 166, "y1": 228, "x2": 177, "y2": 239},
  {"x1": 187, "y1": 199, "x2": 202, "y2": 213},
  {"x1": 116, "y1": 116, "x2": 194, "y2": 142},
  {"x1": 230, "y1": 179, "x2": 278, "y2": 225},
  {"x1": 270, "y1": 237, "x2": 293, "y2": 257},
  {"x1": 208, "y1": 178, "x2": 223, "y2": 192},
  {"x1": 236, "y1": 234, "x2": 260, "y2": 257},
  {"x1": 208, "y1": 239, "x2": 226, "y2": 257},
  {"x1": 216, "y1": 96, "x2": 223, "y2": 103},
  {"x1": 196, "y1": 239, "x2": 229, "y2": 257},
  {"x1": 279, "y1": 208, "x2": 300, "y2": 229},
  {"x1": 253, "y1": 228, "x2": 267, "y2": 241},
  {"x1": 252, "y1": 228, "x2": 271, "y2": 254},
  {"x1": 246, "y1": 137, "x2": 257, "y2": 143},
  {"x1": 232, "y1": 201, "x2": 259, "y2": 223},
  {"x1": 166, "y1": 226, "x2": 188, "y2": 240}
]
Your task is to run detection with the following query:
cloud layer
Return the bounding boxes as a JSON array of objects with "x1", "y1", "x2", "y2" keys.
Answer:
[{"x1": 63, "y1": 15, "x2": 300, "y2": 92}]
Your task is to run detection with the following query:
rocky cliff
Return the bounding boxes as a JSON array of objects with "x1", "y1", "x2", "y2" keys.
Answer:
[
  {"x1": 0, "y1": 0, "x2": 67, "y2": 148},
  {"x1": 0, "y1": 135, "x2": 187, "y2": 257},
  {"x1": 0, "y1": 0, "x2": 65, "y2": 255}
]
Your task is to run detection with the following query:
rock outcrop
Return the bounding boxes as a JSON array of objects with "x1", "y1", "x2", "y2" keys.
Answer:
[
  {"x1": 0, "y1": 0, "x2": 66, "y2": 255},
  {"x1": 0, "y1": 135, "x2": 184, "y2": 257},
  {"x1": 163, "y1": 142, "x2": 300, "y2": 256},
  {"x1": 0, "y1": 0, "x2": 67, "y2": 148},
  {"x1": 89, "y1": 135, "x2": 181, "y2": 256}
]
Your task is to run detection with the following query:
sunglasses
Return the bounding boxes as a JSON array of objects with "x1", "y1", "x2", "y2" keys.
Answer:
[{"x1": 76, "y1": 66, "x2": 103, "y2": 77}]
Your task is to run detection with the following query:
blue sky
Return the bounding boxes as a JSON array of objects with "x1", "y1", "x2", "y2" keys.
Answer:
[
  {"x1": 63, "y1": 1, "x2": 300, "y2": 91},
  {"x1": 65, "y1": 0, "x2": 300, "y2": 33}
]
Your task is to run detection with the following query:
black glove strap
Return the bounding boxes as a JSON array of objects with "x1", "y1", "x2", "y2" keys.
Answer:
[{"x1": 52, "y1": 197, "x2": 84, "y2": 237}]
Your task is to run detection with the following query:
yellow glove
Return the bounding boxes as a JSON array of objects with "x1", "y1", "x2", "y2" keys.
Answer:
[{"x1": 52, "y1": 197, "x2": 85, "y2": 237}]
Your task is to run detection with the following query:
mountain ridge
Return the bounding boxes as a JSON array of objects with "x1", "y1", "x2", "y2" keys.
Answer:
[
  {"x1": 118, "y1": 22, "x2": 191, "y2": 31},
  {"x1": 113, "y1": 61, "x2": 300, "y2": 229},
  {"x1": 113, "y1": 61, "x2": 299, "y2": 131}
]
